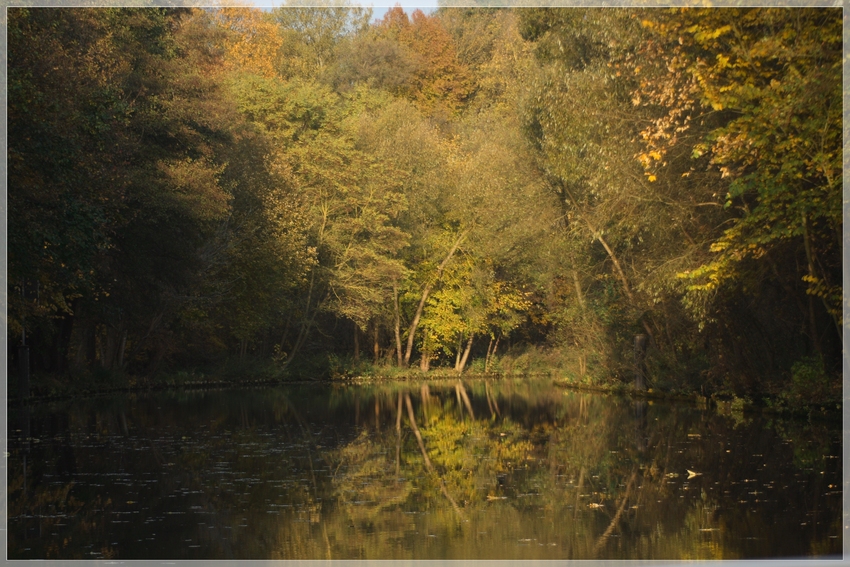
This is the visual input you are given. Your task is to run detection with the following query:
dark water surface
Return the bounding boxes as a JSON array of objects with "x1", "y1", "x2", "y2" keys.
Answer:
[{"x1": 6, "y1": 379, "x2": 843, "y2": 559}]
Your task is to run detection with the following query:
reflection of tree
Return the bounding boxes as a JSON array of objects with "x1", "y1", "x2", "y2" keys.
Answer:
[{"x1": 7, "y1": 382, "x2": 842, "y2": 559}]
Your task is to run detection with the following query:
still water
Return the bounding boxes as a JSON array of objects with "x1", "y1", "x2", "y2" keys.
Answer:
[{"x1": 6, "y1": 378, "x2": 843, "y2": 559}]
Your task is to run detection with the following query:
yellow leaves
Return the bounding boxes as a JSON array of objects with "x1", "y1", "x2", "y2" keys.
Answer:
[
  {"x1": 637, "y1": 149, "x2": 665, "y2": 169},
  {"x1": 802, "y1": 275, "x2": 841, "y2": 305},
  {"x1": 215, "y1": 8, "x2": 285, "y2": 79},
  {"x1": 689, "y1": 24, "x2": 732, "y2": 43}
]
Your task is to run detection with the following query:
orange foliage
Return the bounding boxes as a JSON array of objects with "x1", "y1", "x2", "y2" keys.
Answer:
[
  {"x1": 377, "y1": 6, "x2": 472, "y2": 116},
  {"x1": 214, "y1": 7, "x2": 284, "y2": 79}
]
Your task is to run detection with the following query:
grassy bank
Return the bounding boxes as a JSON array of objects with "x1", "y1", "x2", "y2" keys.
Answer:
[{"x1": 8, "y1": 349, "x2": 840, "y2": 422}]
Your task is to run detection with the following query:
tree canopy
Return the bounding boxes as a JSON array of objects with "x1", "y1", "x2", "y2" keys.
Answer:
[{"x1": 8, "y1": 6, "x2": 842, "y2": 402}]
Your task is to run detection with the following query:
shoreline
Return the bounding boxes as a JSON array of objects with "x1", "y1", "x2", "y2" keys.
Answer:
[{"x1": 6, "y1": 371, "x2": 841, "y2": 422}]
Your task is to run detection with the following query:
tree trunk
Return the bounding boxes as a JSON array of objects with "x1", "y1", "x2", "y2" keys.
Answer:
[
  {"x1": 373, "y1": 322, "x2": 380, "y2": 363},
  {"x1": 403, "y1": 230, "x2": 468, "y2": 366},
  {"x1": 419, "y1": 341, "x2": 431, "y2": 372},
  {"x1": 353, "y1": 321, "x2": 360, "y2": 363},
  {"x1": 457, "y1": 334, "x2": 474, "y2": 373},
  {"x1": 282, "y1": 269, "x2": 319, "y2": 368},
  {"x1": 561, "y1": 182, "x2": 656, "y2": 343},
  {"x1": 572, "y1": 270, "x2": 586, "y2": 310},
  {"x1": 392, "y1": 282, "x2": 403, "y2": 366}
]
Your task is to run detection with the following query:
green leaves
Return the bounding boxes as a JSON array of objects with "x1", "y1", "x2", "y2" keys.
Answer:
[{"x1": 646, "y1": 9, "x2": 843, "y2": 321}]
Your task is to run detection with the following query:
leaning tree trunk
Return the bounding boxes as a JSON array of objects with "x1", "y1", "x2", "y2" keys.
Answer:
[
  {"x1": 403, "y1": 231, "x2": 468, "y2": 367},
  {"x1": 562, "y1": 183, "x2": 657, "y2": 345},
  {"x1": 456, "y1": 334, "x2": 474, "y2": 373}
]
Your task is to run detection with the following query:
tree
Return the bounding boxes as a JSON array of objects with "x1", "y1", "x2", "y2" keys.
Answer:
[
  {"x1": 271, "y1": 2, "x2": 372, "y2": 74},
  {"x1": 8, "y1": 8, "x2": 246, "y2": 373},
  {"x1": 371, "y1": 7, "x2": 474, "y2": 118},
  {"x1": 212, "y1": 8, "x2": 291, "y2": 79},
  {"x1": 639, "y1": 9, "x2": 842, "y2": 333}
]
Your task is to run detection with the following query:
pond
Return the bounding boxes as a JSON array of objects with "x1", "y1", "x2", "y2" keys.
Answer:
[{"x1": 6, "y1": 378, "x2": 843, "y2": 560}]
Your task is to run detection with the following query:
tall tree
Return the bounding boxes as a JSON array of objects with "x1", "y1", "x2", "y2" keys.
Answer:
[{"x1": 638, "y1": 9, "x2": 842, "y2": 338}]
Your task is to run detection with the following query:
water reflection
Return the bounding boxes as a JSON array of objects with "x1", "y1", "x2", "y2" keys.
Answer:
[{"x1": 6, "y1": 379, "x2": 842, "y2": 559}]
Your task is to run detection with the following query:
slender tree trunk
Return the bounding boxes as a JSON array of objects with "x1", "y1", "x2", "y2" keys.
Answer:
[
  {"x1": 485, "y1": 335, "x2": 501, "y2": 372},
  {"x1": 373, "y1": 323, "x2": 380, "y2": 363},
  {"x1": 457, "y1": 334, "x2": 474, "y2": 373},
  {"x1": 353, "y1": 321, "x2": 360, "y2": 363},
  {"x1": 572, "y1": 270, "x2": 586, "y2": 310},
  {"x1": 419, "y1": 339, "x2": 431, "y2": 372},
  {"x1": 562, "y1": 183, "x2": 656, "y2": 343},
  {"x1": 282, "y1": 270, "x2": 319, "y2": 368},
  {"x1": 403, "y1": 231, "x2": 468, "y2": 366},
  {"x1": 392, "y1": 282, "x2": 403, "y2": 366},
  {"x1": 454, "y1": 335, "x2": 463, "y2": 370}
]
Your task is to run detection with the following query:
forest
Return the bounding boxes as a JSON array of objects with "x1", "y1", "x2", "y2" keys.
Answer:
[{"x1": 7, "y1": 5, "x2": 843, "y2": 406}]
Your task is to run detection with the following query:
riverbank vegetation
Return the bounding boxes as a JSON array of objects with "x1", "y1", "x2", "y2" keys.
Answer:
[{"x1": 8, "y1": 6, "x2": 843, "y2": 409}]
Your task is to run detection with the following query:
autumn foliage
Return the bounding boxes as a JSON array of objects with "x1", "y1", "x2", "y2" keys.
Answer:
[{"x1": 8, "y1": 6, "x2": 842, "y2": 403}]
